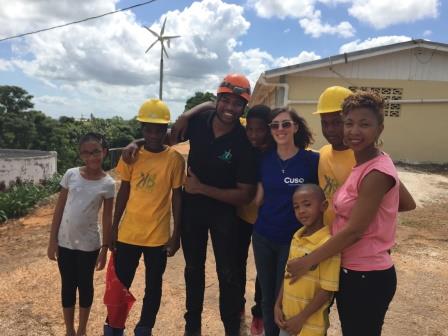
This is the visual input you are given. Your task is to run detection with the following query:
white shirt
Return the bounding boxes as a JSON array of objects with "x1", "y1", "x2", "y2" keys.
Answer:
[{"x1": 58, "y1": 167, "x2": 115, "y2": 251}]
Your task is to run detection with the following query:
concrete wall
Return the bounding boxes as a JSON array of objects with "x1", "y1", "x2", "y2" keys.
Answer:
[
  {"x1": 282, "y1": 76, "x2": 448, "y2": 164},
  {"x1": 0, "y1": 150, "x2": 57, "y2": 188}
]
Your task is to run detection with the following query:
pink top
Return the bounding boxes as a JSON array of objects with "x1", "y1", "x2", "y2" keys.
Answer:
[{"x1": 331, "y1": 154, "x2": 399, "y2": 271}]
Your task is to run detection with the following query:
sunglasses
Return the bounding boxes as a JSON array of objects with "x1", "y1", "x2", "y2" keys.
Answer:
[
  {"x1": 219, "y1": 81, "x2": 251, "y2": 95},
  {"x1": 268, "y1": 120, "x2": 295, "y2": 130}
]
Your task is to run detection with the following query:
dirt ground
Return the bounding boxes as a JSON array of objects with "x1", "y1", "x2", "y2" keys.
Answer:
[{"x1": 0, "y1": 164, "x2": 447, "y2": 336}]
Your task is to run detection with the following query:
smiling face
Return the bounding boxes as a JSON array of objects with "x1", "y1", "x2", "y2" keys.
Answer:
[
  {"x1": 216, "y1": 93, "x2": 246, "y2": 125},
  {"x1": 293, "y1": 186, "x2": 327, "y2": 231},
  {"x1": 320, "y1": 112, "x2": 346, "y2": 150},
  {"x1": 343, "y1": 107, "x2": 384, "y2": 154},
  {"x1": 270, "y1": 111, "x2": 298, "y2": 146}
]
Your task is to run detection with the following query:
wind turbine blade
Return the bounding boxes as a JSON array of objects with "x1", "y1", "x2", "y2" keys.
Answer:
[
  {"x1": 144, "y1": 26, "x2": 159, "y2": 38},
  {"x1": 145, "y1": 39, "x2": 159, "y2": 53},
  {"x1": 161, "y1": 17, "x2": 167, "y2": 35},
  {"x1": 163, "y1": 35, "x2": 181, "y2": 39}
]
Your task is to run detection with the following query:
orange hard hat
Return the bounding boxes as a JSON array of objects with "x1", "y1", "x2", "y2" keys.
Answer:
[{"x1": 217, "y1": 73, "x2": 251, "y2": 102}]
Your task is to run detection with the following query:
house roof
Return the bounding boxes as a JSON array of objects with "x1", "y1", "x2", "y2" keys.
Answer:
[{"x1": 264, "y1": 39, "x2": 448, "y2": 79}]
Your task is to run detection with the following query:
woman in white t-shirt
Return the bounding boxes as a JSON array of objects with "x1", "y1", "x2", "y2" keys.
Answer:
[{"x1": 47, "y1": 133, "x2": 115, "y2": 336}]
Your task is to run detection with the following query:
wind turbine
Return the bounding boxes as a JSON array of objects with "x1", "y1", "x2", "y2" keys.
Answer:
[{"x1": 144, "y1": 17, "x2": 180, "y2": 100}]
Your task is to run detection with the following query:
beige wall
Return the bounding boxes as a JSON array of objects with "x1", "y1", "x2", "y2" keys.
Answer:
[
  {"x1": 0, "y1": 151, "x2": 57, "y2": 188},
  {"x1": 284, "y1": 76, "x2": 448, "y2": 163}
]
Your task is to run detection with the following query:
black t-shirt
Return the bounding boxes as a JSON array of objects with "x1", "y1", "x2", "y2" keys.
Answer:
[{"x1": 184, "y1": 109, "x2": 257, "y2": 209}]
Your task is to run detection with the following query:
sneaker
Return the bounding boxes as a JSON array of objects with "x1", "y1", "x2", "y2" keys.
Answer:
[
  {"x1": 250, "y1": 316, "x2": 264, "y2": 336},
  {"x1": 134, "y1": 326, "x2": 152, "y2": 336},
  {"x1": 103, "y1": 324, "x2": 125, "y2": 336}
]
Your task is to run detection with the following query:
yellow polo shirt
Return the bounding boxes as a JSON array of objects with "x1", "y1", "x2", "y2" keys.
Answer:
[
  {"x1": 318, "y1": 145, "x2": 355, "y2": 227},
  {"x1": 283, "y1": 226, "x2": 340, "y2": 336},
  {"x1": 115, "y1": 146, "x2": 185, "y2": 247}
]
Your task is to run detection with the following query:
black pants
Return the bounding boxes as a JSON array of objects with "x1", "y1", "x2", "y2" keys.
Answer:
[
  {"x1": 114, "y1": 241, "x2": 167, "y2": 329},
  {"x1": 57, "y1": 246, "x2": 99, "y2": 308},
  {"x1": 336, "y1": 266, "x2": 397, "y2": 336},
  {"x1": 237, "y1": 218, "x2": 262, "y2": 318},
  {"x1": 181, "y1": 201, "x2": 241, "y2": 335}
]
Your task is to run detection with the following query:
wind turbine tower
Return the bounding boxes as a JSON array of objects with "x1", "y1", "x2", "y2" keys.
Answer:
[{"x1": 144, "y1": 17, "x2": 180, "y2": 100}]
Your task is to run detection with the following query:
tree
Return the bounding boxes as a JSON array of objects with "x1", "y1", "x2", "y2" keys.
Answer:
[
  {"x1": 0, "y1": 86, "x2": 34, "y2": 115},
  {"x1": 184, "y1": 91, "x2": 216, "y2": 110},
  {"x1": 0, "y1": 85, "x2": 143, "y2": 172}
]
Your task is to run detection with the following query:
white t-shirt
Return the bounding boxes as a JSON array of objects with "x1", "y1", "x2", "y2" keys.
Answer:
[{"x1": 58, "y1": 167, "x2": 115, "y2": 251}]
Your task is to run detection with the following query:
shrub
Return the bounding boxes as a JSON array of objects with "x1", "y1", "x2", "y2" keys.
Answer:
[{"x1": 0, "y1": 174, "x2": 61, "y2": 223}]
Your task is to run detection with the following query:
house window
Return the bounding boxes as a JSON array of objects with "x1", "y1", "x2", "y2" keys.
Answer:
[{"x1": 349, "y1": 87, "x2": 403, "y2": 117}]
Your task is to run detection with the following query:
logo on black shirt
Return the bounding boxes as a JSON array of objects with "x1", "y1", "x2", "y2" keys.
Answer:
[{"x1": 218, "y1": 149, "x2": 232, "y2": 163}]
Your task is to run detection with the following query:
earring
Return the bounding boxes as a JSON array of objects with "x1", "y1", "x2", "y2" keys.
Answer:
[{"x1": 375, "y1": 138, "x2": 384, "y2": 147}]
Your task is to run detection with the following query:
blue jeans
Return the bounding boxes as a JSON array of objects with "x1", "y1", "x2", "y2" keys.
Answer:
[{"x1": 252, "y1": 231, "x2": 290, "y2": 336}]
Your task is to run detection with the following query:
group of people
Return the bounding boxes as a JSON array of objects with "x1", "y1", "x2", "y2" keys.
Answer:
[{"x1": 47, "y1": 73, "x2": 416, "y2": 336}]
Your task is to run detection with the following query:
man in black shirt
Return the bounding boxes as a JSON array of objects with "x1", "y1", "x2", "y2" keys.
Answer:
[{"x1": 174, "y1": 74, "x2": 257, "y2": 336}]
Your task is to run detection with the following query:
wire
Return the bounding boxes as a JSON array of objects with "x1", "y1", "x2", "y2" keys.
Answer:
[{"x1": 0, "y1": 0, "x2": 158, "y2": 43}]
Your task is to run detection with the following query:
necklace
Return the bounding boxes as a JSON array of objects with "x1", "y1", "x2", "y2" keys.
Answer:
[
  {"x1": 276, "y1": 148, "x2": 299, "y2": 174},
  {"x1": 277, "y1": 156, "x2": 291, "y2": 174}
]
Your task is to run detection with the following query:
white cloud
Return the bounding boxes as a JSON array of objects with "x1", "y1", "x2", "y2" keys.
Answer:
[
  {"x1": 1, "y1": 0, "x2": 321, "y2": 119},
  {"x1": 423, "y1": 30, "x2": 432, "y2": 37},
  {"x1": 1, "y1": 0, "x2": 254, "y2": 118},
  {"x1": 348, "y1": 0, "x2": 439, "y2": 29},
  {"x1": 274, "y1": 51, "x2": 321, "y2": 67},
  {"x1": 0, "y1": 0, "x2": 117, "y2": 39},
  {"x1": 0, "y1": 59, "x2": 14, "y2": 71},
  {"x1": 247, "y1": 0, "x2": 316, "y2": 19},
  {"x1": 248, "y1": 0, "x2": 355, "y2": 38},
  {"x1": 339, "y1": 35, "x2": 411, "y2": 53},
  {"x1": 229, "y1": 49, "x2": 321, "y2": 83},
  {"x1": 299, "y1": 11, "x2": 354, "y2": 38},
  {"x1": 248, "y1": 0, "x2": 439, "y2": 33}
]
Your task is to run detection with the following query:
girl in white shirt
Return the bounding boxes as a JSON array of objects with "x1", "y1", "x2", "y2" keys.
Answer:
[{"x1": 47, "y1": 132, "x2": 115, "y2": 336}]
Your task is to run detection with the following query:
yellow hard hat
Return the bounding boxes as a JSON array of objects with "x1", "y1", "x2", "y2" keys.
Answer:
[
  {"x1": 313, "y1": 86, "x2": 353, "y2": 114},
  {"x1": 136, "y1": 99, "x2": 171, "y2": 124}
]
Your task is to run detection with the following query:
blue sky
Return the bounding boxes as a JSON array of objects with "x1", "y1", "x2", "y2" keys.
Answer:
[{"x1": 0, "y1": 0, "x2": 445, "y2": 120}]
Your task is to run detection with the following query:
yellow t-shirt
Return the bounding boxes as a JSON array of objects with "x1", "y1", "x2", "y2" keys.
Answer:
[
  {"x1": 283, "y1": 226, "x2": 340, "y2": 336},
  {"x1": 237, "y1": 200, "x2": 258, "y2": 224},
  {"x1": 115, "y1": 146, "x2": 186, "y2": 247},
  {"x1": 318, "y1": 145, "x2": 355, "y2": 227}
]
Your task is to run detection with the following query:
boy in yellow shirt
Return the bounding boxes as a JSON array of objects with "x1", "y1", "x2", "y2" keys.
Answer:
[
  {"x1": 312, "y1": 86, "x2": 356, "y2": 227},
  {"x1": 105, "y1": 99, "x2": 185, "y2": 336},
  {"x1": 274, "y1": 184, "x2": 340, "y2": 336}
]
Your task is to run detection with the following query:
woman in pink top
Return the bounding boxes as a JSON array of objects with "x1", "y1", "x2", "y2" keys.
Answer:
[{"x1": 285, "y1": 91, "x2": 415, "y2": 336}]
